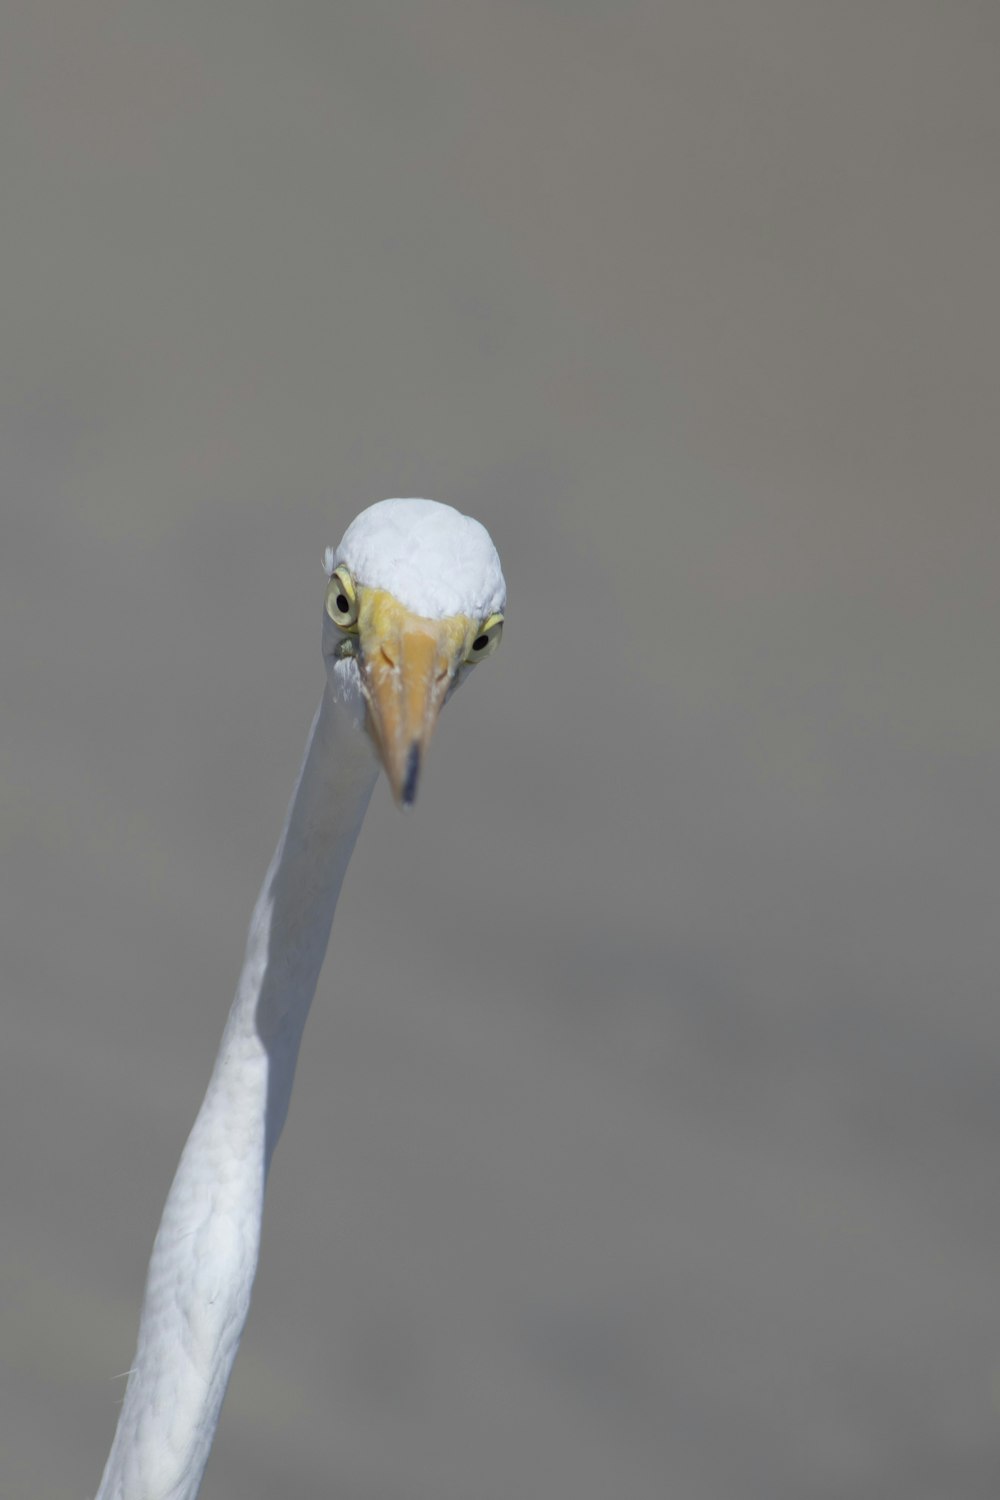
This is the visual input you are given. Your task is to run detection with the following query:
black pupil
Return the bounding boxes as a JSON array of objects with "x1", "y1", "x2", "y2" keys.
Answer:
[
  {"x1": 472, "y1": 633, "x2": 489, "y2": 651},
  {"x1": 336, "y1": 594, "x2": 350, "y2": 614}
]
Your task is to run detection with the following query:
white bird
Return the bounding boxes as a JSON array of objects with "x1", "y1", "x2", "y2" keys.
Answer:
[{"x1": 95, "y1": 498, "x2": 506, "y2": 1500}]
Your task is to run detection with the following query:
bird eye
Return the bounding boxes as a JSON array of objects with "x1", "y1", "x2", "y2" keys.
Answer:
[
  {"x1": 325, "y1": 567, "x2": 360, "y2": 631},
  {"x1": 465, "y1": 613, "x2": 503, "y2": 663}
]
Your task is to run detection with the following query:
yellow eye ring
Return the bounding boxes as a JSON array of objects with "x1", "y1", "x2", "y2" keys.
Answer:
[
  {"x1": 325, "y1": 567, "x2": 360, "y2": 631},
  {"x1": 465, "y1": 612, "x2": 504, "y2": 663}
]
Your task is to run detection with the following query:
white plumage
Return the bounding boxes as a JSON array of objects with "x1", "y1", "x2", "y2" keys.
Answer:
[
  {"x1": 328, "y1": 496, "x2": 506, "y2": 620},
  {"x1": 94, "y1": 500, "x2": 505, "y2": 1500}
]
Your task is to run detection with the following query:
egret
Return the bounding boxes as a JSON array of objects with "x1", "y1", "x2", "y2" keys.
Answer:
[{"x1": 94, "y1": 498, "x2": 506, "y2": 1500}]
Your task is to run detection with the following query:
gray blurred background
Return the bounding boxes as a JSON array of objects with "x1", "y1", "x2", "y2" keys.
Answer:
[{"x1": 1, "y1": 3, "x2": 998, "y2": 1497}]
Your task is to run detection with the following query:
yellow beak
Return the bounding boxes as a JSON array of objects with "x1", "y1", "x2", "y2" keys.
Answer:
[{"x1": 356, "y1": 589, "x2": 474, "y2": 806}]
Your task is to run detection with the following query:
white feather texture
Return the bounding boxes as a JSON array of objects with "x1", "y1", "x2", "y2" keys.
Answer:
[{"x1": 327, "y1": 498, "x2": 506, "y2": 620}]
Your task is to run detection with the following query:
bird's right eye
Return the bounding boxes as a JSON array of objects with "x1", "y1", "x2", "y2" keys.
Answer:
[{"x1": 326, "y1": 567, "x2": 360, "y2": 631}]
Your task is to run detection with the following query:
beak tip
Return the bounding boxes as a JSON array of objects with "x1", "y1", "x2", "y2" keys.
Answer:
[{"x1": 400, "y1": 742, "x2": 421, "y2": 808}]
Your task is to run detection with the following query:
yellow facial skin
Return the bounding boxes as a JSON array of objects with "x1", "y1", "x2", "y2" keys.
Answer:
[
  {"x1": 326, "y1": 567, "x2": 503, "y2": 805},
  {"x1": 352, "y1": 587, "x2": 480, "y2": 806}
]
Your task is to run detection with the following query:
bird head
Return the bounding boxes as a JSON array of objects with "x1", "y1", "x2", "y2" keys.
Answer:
[{"x1": 322, "y1": 499, "x2": 506, "y2": 806}]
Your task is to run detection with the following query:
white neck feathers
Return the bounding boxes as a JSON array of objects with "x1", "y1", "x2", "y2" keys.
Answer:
[{"x1": 96, "y1": 688, "x2": 378, "y2": 1500}]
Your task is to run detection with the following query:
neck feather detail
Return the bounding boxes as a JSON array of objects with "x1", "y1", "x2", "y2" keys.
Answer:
[{"x1": 96, "y1": 688, "x2": 378, "y2": 1500}]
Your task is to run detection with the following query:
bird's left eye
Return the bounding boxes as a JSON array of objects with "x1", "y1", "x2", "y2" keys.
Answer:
[
  {"x1": 465, "y1": 613, "x2": 504, "y2": 662},
  {"x1": 326, "y1": 567, "x2": 360, "y2": 631}
]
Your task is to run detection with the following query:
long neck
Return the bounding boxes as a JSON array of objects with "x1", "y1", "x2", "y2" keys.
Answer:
[{"x1": 96, "y1": 686, "x2": 378, "y2": 1500}]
